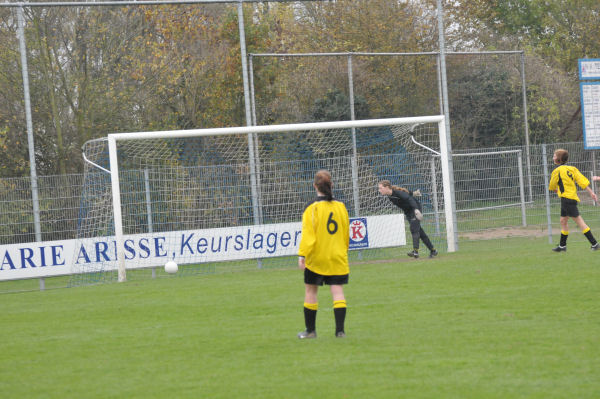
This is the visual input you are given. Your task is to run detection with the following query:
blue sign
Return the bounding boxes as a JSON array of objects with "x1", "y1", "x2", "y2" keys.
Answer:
[{"x1": 349, "y1": 217, "x2": 369, "y2": 249}]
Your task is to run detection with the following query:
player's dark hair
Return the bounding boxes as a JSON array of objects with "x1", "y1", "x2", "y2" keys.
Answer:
[
  {"x1": 554, "y1": 149, "x2": 568, "y2": 164},
  {"x1": 314, "y1": 170, "x2": 333, "y2": 200}
]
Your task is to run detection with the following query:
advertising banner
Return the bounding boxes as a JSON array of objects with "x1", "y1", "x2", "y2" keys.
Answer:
[{"x1": 0, "y1": 214, "x2": 405, "y2": 281}]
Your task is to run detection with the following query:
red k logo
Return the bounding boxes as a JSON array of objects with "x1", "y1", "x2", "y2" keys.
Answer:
[{"x1": 350, "y1": 219, "x2": 366, "y2": 240}]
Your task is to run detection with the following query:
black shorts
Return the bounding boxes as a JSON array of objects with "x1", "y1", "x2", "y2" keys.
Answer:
[
  {"x1": 560, "y1": 197, "x2": 580, "y2": 217},
  {"x1": 304, "y1": 267, "x2": 349, "y2": 286}
]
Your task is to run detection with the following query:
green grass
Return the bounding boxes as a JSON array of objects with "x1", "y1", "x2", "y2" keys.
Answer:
[
  {"x1": 454, "y1": 199, "x2": 598, "y2": 232},
  {"x1": 1, "y1": 237, "x2": 599, "y2": 398}
]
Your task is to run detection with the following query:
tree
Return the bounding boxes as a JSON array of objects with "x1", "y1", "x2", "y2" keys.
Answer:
[
  {"x1": 249, "y1": 1, "x2": 442, "y2": 125},
  {"x1": 311, "y1": 88, "x2": 369, "y2": 122},
  {"x1": 447, "y1": 55, "x2": 524, "y2": 148},
  {"x1": 0, "y1": 9, "x2": 30, "y2": 177},
  {"x1": 446, "y1": 0, "x2": 600, "y2": 142}
]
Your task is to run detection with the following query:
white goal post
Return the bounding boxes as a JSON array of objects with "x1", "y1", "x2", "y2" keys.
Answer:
[{"x1": 76, "y1": 116, "x2": 455, "y2": 283}]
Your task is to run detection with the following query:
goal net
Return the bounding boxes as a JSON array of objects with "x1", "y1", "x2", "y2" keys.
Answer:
[{"x1": 69, "y1": 116, "x2": 453, "y2": 285}]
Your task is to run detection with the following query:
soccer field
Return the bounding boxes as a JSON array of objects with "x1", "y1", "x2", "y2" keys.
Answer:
[{"x1": 1, "y1": 237, "x2": 598, "y2": 398}]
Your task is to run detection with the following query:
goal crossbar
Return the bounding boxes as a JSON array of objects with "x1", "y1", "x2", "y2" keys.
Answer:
[{"x1": 108, "y1": 116, "x2": 445, "y2": 141}]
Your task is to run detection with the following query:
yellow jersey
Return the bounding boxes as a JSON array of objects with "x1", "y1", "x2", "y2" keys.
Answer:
[
  {"x1": 549, "y1": 164, "x2": 590, "y2": 202},
  {"x1": 298, "y1": 198, "x2": 349, "y2": 276}
]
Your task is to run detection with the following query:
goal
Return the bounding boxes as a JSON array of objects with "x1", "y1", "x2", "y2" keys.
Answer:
[{"x1": 70, "y1": 116, "x2": 454, "y2": 284}]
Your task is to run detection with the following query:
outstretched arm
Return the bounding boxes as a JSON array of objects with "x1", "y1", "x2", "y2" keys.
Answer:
[
  {"x1": 585, "y1": 186, "x2": 597, "y2": 203},
  {"x1": 592, "y1": 176, "x2": 600, "y2": 182}
]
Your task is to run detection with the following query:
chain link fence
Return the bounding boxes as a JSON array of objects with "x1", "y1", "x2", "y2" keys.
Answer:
[
  {"x1": 0, "y1": 141, "x2": 597, "y2": 246},
  {"x1": 453, "y1": 142, "x2": 599, "y2": 242}
]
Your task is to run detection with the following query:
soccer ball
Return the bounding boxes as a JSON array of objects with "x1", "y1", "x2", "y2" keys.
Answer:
[{"x1": 164, "y1": 260, "x2": 178, "y2": 274}]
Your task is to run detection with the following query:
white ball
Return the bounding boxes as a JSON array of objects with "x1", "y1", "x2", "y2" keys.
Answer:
[{"x1": 164, "y1": 260, "x2": 178, "y2": 274}]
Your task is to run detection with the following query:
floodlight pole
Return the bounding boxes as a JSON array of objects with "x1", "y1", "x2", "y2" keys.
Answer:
[
  {"x1": 238, "y1": 1, "x2": 264, "y2": 269},
  {"x1": 347, "y1": 55, "x2": 361, "y2": 219},
  {"x1": 16, "y1": 6, "x2": 42, "y2": 246},
  {"x1": 238, "y1": 1, "x2": 261, "y2": 223},
  {"x1": 436, "y1": 0, "x2": 458, "y2": 251},
  {"x1": 520, "y1": 51, "x2": 533, "y2": 203},
  {"x1": 248, "y1": 55, "x2": 257, "y2": 125}
]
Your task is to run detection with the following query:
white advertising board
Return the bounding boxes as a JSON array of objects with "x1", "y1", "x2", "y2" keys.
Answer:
[
  {"x1": 580, "y1": 82, "x2": 600, "y2": 149},
  {"x1": 579, "y1": 58, "x2": 600, "y2": 80},
  {"x1": 0, "y1": 214, "x2": 405, "y2": 281}
]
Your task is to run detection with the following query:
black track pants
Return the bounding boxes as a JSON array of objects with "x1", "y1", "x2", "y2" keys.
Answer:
[{"x1": 408, "y1": 217, "x2": 434, "y2": 251}]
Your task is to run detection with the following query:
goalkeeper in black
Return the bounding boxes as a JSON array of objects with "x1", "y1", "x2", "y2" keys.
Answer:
[
  {"x1": 548, "y1": 148, "x2": 599, "y2": 252},
  {"x1": 297, "y1": 170, "x2": 350, "y2": 339},
  {"x1": 378, "y1": 180, "x2": 437, "y2": 259}
]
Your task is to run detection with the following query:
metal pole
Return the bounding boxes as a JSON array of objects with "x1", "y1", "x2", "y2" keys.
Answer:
[
  {"x1": 108, "y1": 136, "x2": 127, "y2": 282},
  {"x1": 590, "y1": 171, "x2": 597, "y2": 206},
  {"x1": 436, "y1": 0, "x2": 458, "y2": 250},
  {"x1": 592, "y1": 151, "x2": 598, "y2": 207},
  {"x1": 16, "y1": 7, "x2": 41, "y2": 244},
  {"x1": 347, "y1": 55, "x2": 360, "y2": 218},
  {"x1": 542, "y1": 144, "x2": 553, "y2": 244},
  {"x1": 144, "y1": 168, "x2": 153, "y2": 233},
  {"x1": 520, "y1": 52, "x2": 533, "y2": 203},
  {"x1": 1, "y1": 0, "x2": 303, "y2": 7},
  {"x1": 251, "y1": 50, "x2": 523, "y2": 58},
  {"x1": 237, "y1": 0, "x2": 258, "y2": 218},
  {"x1": 517, "y1": 151, "x2": 527, "y2": 227},
  {"x1": 438, "y1": 118, "x2": 455, "y2": 252},
  {"x1": 247, "y1": 53, "x2": 263, "y2": 221},
  {"x1": 592, "y1": 151, "x2": 597, "y2": 205},
  {"x1": 17, "y1": 6, "x2": 44, "y2": 290},
  {"x1": 436, "y1": 54, "x2": 443, "y2": 116},
  {"x1": 347, "y1": 54, "x2": 363, "y2": 260},
  {"x1": 237, "y1": 1, "x2": 262, "y2": 268},
  {"x1": 143, "y1": 169, "x2": 158, "y2": 278},
  {"x1": 249, "y1": 54, "x2": 257, "y2": 126},
  {"x1": 430, "y1": 156, "x2": 440, "y2": 235}
]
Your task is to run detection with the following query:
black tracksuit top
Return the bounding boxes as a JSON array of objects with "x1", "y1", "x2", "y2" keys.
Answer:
[{"x1": 387, "y1": 189, "x2": 420, "y2": 218}]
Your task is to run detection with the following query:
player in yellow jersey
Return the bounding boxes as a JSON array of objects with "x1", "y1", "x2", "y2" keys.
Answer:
[
  {"x1": 297, "y1": 170, "x2": 349, "y2": 339},
  {"x1": 548, "y1": 149, "x2": 599, "y2": 252}
]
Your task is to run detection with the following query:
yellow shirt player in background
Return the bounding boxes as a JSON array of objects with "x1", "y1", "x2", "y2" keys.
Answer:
[
  {"x1": 548, "y1": 149, "x2": 599, "y2": 252},
  {"x1": 297, "y1": 170, "x2": 349, "y2": 339}
]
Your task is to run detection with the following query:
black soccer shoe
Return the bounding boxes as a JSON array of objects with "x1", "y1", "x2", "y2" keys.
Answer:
[
  {"x1": 429, "y1": 249, "x2": 438, "y2": 258},
  {"x1": 297, "y1": 330, "x2": 317, "y2": 339},
  {"x1": 592, "y1": 243, "x2": 599, "y2": 251},
  {"x1": 551, "y1": 245, "x2": 567, "y2": 252},
  {"x1": 407, "y1": 250, "x2": 419, "y2": 258}
]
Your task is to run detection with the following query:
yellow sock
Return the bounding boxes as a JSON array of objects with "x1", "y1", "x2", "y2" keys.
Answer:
[{"x1": 333, "y1": 300, "x2": 347, "y2": 309}]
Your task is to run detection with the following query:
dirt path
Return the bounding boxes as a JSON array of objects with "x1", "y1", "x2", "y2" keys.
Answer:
[{"x1": 459, "y1": 226, "x2": 558, "y2": 240}]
